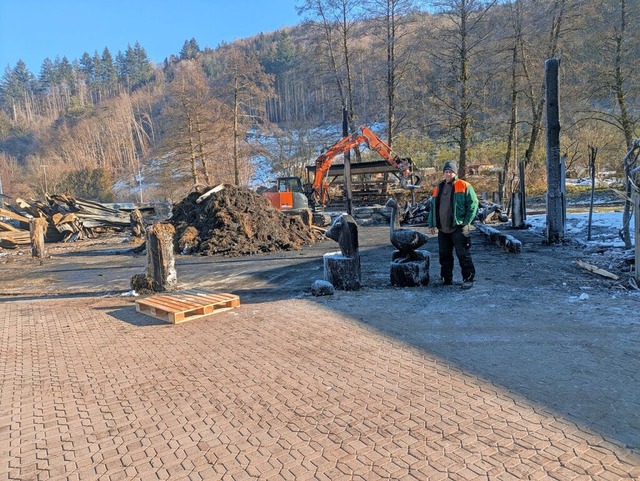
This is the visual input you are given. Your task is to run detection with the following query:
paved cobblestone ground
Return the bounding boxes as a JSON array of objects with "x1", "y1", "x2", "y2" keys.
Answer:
[{"x1": 1, "y1": 295, "x2": 639, "y2": 480}]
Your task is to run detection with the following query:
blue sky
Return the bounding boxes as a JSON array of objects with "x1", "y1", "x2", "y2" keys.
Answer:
[{"x1": 0, "y1": 0, "x2": 301, "y2": 73}]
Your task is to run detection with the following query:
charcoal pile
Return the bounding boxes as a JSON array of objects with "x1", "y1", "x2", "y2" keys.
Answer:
[{"x1": 169, "y1": 184, "x2": 319, "y2": 256}]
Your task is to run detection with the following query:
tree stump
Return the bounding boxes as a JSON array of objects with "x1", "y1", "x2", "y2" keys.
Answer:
[
  {"x1": 146, "y1": 223, "x2": 177, "y2": 291},
  {"x1": 323, "y1": 252, "x2": 361, "y2": 291},
  {"x1": 29, "y1": 217, "x2": 48, "y2": 259},
  {"x1": 390, "y1": 249, "x2": 430, "y2": 287},
  {"x1": 130, "y1": 209, "x2": 145, "y2": 238}
]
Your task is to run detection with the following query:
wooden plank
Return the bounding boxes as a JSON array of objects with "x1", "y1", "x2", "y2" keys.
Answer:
[
  {"x1": 576, "y1": 259, "x2": 619, "y2": 280},
  {"x1": 0, "y1": 220, "x2": 19, "y2": 232},
  {"x1": 0, "y1": 207, "x2": 30, "y2": 223},
  {"x1": 0, "y1": 230, "x2": 31, "y2": 248},
  {"x1": 135, "y1": 289, "x2": 240, "y2": 324}
]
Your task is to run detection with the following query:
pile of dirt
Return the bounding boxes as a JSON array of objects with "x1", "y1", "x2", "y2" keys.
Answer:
[{"x1": 169, "y1": 184, "x2": 320, "y2": 256}]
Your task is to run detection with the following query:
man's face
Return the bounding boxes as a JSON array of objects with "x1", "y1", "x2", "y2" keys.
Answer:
[{"x1": 444, "y1": 169, "x2": 455, "y2": 182}]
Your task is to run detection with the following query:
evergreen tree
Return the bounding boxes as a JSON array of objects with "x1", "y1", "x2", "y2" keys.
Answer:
[
  {"x1": 180, "y1": 38, "x2": 201, "y2": 60},
  {"x1": 117, "y1": 43, "x2": 153, "y2": 91},
  {"x1": 115, "y1": 50, "x2": 128, "y2": 88},
  {"x1": 0, "y1": 60, "x2": 35, "y2": 120},
  {"x1": 37, "y1": 58, "x2": 56, "y2": 94},
  {"x1": 274, "y1": 32, "x2": 296, "y2": 73},
  {"x1": 97, "y1": 47, "x2": 118, "y2": 99},
  {"x1": 79, "y1": 52, "x2": 94, "y2": 82},
  {"x1": 53, "y1": 56, "x2": 76, "y2": 96}
]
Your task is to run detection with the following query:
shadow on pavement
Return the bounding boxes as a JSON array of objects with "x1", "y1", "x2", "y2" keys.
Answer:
[
  {"x1": 199, "y1": 237, "x2": 640, "y2": 452},
  {"x1": 3, "y1": 227, "x2": 638, "y2": 452}
]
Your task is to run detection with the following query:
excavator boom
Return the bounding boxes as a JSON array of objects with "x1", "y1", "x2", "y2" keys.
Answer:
[{"x1": 310, "y1": 126, "x2": 418, "y2": 207}]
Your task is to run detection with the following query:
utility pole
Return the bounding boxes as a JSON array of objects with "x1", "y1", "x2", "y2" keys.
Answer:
[
  {"x1": 0, "y1": 172, "x2": 4, "y2": 210},
  {"x1": 42, "y1": 164, "x2": 48, "y2": 194}
]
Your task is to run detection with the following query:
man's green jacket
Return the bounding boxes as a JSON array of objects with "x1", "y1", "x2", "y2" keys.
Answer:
[{"x1": 427, "y1": 177, "x2": 479, "y2": 229}]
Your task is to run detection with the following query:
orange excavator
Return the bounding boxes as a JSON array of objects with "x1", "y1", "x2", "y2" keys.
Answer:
[{"x1": 309, "y1": 125, "x2": 420, "y2": 208}]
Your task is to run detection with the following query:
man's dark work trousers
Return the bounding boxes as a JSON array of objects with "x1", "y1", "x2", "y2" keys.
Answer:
[{"x1": 438, "y1": 226, "x2": 475, "y2": 282}]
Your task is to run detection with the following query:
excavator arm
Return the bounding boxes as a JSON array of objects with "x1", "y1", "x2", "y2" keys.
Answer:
[
  {"x1": 310, "y1": 126, "x2": 419, "y2": 207},
  {"x1": 359, "y1": 126, "x2": 413, "y2": 180}
]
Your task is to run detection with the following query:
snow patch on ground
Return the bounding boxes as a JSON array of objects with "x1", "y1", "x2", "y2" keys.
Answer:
[{"x1": 527, "y1": 211, "x2": 634, "y2": 247}]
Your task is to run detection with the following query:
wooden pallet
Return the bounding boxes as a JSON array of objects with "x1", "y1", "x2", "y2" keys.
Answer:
[{"x1": 135, "y1": 289, "x2": 240, "y2": 324}]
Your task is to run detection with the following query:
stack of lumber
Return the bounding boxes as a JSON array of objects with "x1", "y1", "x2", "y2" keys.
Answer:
[
  {"x1": 0, "y1": 208, "x2": 31, "y2": 248},
  {"x1": 0, "y1": 194, "x2": 135, "y2": 249}
]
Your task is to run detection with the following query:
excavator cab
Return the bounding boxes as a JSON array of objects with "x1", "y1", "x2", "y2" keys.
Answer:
[
  {"x1": 277, "y1": 177, "x2": 304, "y2": 194},
  {"x1": 263, "y1": 176, "x2": 310, "y2": 211}
]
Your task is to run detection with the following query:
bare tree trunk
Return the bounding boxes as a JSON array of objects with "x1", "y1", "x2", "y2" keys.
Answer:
[
  {"x1": 186, "y1": 115, "x2": 200, "y2": 186},
  {"x1": 459, "y1": 10, "x2": 470, "y2": 178},
  {"x1": 233, "y1": 76, "x2": 239, "y2": 186},
  {"x1": 614, "y1": 0, "x2": 635, "y2": 247},
  {"x1": 587, "y1": 145, "x2": 597, "y2": 241},
  {"x1": 501, "y1": 0, "x2": 521, "y2": 206},
  {"x1": 195, "y1": 112, "x2": 212, "y2": 186},
  {"x1": 521, "y1": 0, "x2": 566, "y2": 167},
  {"x1": 545, "y1": 58, "x2": 564, "y2": 243}
]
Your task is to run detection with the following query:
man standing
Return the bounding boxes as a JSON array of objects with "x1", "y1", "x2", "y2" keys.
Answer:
[{"x1": 427, "y1": 161, "x2": 479, "y2": 289}]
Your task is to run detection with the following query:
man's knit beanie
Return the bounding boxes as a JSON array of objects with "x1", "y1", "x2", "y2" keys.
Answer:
[{"x1": 443, "y1": 161, "x2": 457, "y2": 173}]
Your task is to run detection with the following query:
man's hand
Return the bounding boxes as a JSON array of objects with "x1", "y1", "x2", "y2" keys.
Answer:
[
  {"x1": 462, "y1": 224, "x2": 471, "y2": 236},
  {"x1": 428, "y1": 227, "x2": 437, "y2": 236}
]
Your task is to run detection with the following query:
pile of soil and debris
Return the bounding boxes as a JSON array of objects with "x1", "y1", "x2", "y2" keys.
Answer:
[{"x1": 169, "y1": 184, "x2": 320, "y2": 256}]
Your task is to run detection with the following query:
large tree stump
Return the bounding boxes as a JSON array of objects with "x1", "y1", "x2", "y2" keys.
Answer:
[
  {"x1": 390, "y1": 249, "x2": 430, "y2": 287},
  {"x1": 29, "y1": 217, "x2": 48, "y2": 259},
  {"x1": 146, "y1": 222, "x2": 177, "y2": 291},
  {"x1": 323, "y1": 252, "x2": 361, "y2": 291},
  {"x1": 130, "y1": 209, "x2": 145, "y2": 238}
]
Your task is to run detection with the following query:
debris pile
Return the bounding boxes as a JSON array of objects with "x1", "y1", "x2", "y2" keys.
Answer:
[
  {"x1": 169, "y1": 184, "x2": 319, "y2": 256},
  {"x1": 0, "y1": 194, "x2": 133, "y2": 248}
]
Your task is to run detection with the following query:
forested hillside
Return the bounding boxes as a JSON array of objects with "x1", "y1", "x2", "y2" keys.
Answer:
[{"x1": 0, "y1": 0, "x2": 638, "y2": 204}]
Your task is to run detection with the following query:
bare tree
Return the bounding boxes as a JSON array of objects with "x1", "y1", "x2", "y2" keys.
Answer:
[
  {"x1": 207, "y1": 45, "x2": 274, "y2": 186},
  {"x1": 498, "y1": 0, "x2": 523, "y2": 205},
  {"x1": 572, "y1": 0, "x2": 639, "y2": 246},
  {"x1": 160, "y1": 61, "x2": 221, "y2": 187},
  {"x1": 517, "y1": 0, "x2": 570, "y2": 168},
  {"x1": 298, "y1": 0, "x2": 364, "y2": 133},
  {"x1": 428, "y1": 0, "x2": 497, "y2": 178},
  {"x1": 368, "y1": 0, "x2": 425, "y2": 144}
]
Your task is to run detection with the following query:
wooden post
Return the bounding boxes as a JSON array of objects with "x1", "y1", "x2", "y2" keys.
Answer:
[
  {"x1": 146, "y1": 223, "x2": 177, "y2": 291},
  {"x1": 511, "y1": 192, "x2": 524, "y2": 228},
  {"x1": 29, "y1": 217, "x2": 48, "y2": 259},
  {"x1": 342, "y1": 108, "x2": 353, "y2": 215},
  {"x1": 545, "y1": 58, "x2": 565, "y2": 243},
  {"x1": 587, "y1": 145, "x2": 597, "y2": 241},
  {"x1": 519, "y1": 160, "x2": 526, "y2": 220},
  {"x1": 130, "y1": 208, "x2": 145, "y2": 238},
  {"x1": 635, "y1": 187, "x2": 639, "y2": 283}
]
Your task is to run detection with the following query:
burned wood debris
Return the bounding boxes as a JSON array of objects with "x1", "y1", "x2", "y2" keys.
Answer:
[
  {"x1": 0, "y1": 194, "x2": 136, "y2": 249},
  {"x1": 397, "y1": 198, "x2": 508, "y2": 227},
  {"x1": 475, "y1": 224, "x2": 523, "y2": 253}
]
